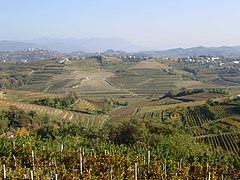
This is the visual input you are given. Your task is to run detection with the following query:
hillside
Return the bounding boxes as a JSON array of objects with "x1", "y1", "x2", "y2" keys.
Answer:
[
  {"x1": 0, "y1": 57, "x2": 240, "y2": 179},
  {"x1": 133, "y1": 46, "x2": 240, "y2": 58}
]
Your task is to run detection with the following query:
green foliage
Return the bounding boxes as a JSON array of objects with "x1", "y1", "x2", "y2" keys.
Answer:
[
  {"x1": 0, "y1": 106, "x2": 59, "y2": 133},
  {"x1": 164, "y1": 88, "x2": 205, "y2": 98},
  {"x1": 164, "y1": 88, "x2": 180, "y2": 98},
  {"x1": 110, "y1": 119, "x2": 149, "y2": 146},
  {"x1": 33, "y1": 92, "x2": 79, "y2": 109},
  {"x1": 209, "y1": 88, "x2": 229, "y2": 95},
  {"x1": 203, "y1": 103, "x2": 217, "y2": 119},
  {"x1": 7, "y1": 106, "x2": 33, "y2": 128},
  {"x1": 37, "y1": 124, "x2": 58, "y2": 139},
  {"x1": 0, "y1": 118, "x2": 8, "y2": 133},
  {"x1": 0, "y1": 73, "x2": 31, "y2": 89},
  {"x1": 0, "y1": 105, "x2": 239, "y2": 178},
  {"x1": 182, "y1": 67, "x2": 198, "y2": 76}
]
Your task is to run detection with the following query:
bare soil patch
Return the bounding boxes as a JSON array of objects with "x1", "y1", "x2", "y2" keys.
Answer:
[
  {"x1": 49, "y1": 71, "x2": 120, "y2": 93},
  {"x1": 129, "y1": 60, "x2": 169, "y2": 69}
]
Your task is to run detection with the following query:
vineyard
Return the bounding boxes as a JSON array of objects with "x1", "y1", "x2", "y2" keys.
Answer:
[
  {"x1": 172, "y1": 92, "x2": 228, "y2": 102},
  {"x1": 189, "y1": 127, "x2": 210, "y2": 137},
  {"x1": 134, "y1": 102, "x2": 240, "y2": 154},
  {"x1": 183, "y1": 105, "x2": 240, "y2": 128},
  {"x1": 196, "y1": 133, "x2": 240, "y2": 152},
  {"x1": 184, "y1": 111, "x2": 211, "y2": 127},
  {"x1": 73, "y1": 99, "x2": 103, "y2": 112},
  {"x1": 0, "y1": 99, "x2": 109, "y2": 128},
  {"x1": 155, "y1": 97, "x2": 183, "y2": 105},
  {"x1": 210, "y1": 105, "x2": 240, "y2": 119},
  {"x1": 0, "y1": 58, "x2": 240, "y2": 179},
  {"x1": 0, "y1": 140, "x2": 239, "y2": 179},
  {"x1": 181, "y1": 104, "x2": 240, "y2": 153},
  {"x1": 108, "y1": 68, "x2": 181, "y2": 96}
]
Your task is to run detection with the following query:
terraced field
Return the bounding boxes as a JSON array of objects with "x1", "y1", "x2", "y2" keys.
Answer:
[
  {"x1": 210, "y1": 105, "x2": 240, "y2": 119},
  {"x1": 197, "y1": 69, "x2": 223, "y2": 82},
  {"x1": 135, "y1": 100, "x2": 240, "y2": 153},
  {"x1": 226, "y1": 76, "x2": 240, "y2": 83},
  {"x1": 108, "y1": 69, "x2": 180, "y2": 96},
  {"x1": 73, "y1": 99, "x2": 103, "y2": 111},
  {"x1": 155, "y1": 97, "x2": 183, "y2": 105},
  {"x1": 17, "y1": 62, "x2": 68, "y2": 91},
  {"x1": 196, "y1": 133, "x2": 240, "y2": 152},
  {"x1": 2, "y1": 90, "x2": 62, "y2": 102},
  {"x1": 221, "y1": 116, "x2": 240, "y2": 126},
  {"x1": 129, "y1": 60, "x2": 169, "y2": 69},
  {"x1": 175, "y1": 80, "x2": 212, "y2": 89},
  {"x1": 184, "y1": 112, "x2": 211, "y2": 127},
  {"x1": 0, "y1": 99, "x2": 109, "y2": 128},
  {"x1": 190, "y1": 127, "x2": 210, "y2": 137},
  {"x1": 173, "y1": 92, "x2": 228, "y2": 102},
  {"x1": 31, "y1": 63, "x2": 66, "y2": 83},
  {"x1": 182, "y1": 105, "x2": 240, "y2": 152},
  {"x1": 48, "y1": 70, "x2": 119, "y2": 92},
  {"x1": 211, "y1": 79, "x2": 240, "y2": 87}
]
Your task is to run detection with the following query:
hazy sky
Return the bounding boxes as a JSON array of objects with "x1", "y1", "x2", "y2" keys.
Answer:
[{"x1": 0, "y1": 0, "x2": 240, "y2": 50}]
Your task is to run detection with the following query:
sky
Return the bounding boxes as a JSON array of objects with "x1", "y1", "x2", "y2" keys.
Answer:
[{"x1": 0, "y1": 0, "x2": 240, "y2": 50}]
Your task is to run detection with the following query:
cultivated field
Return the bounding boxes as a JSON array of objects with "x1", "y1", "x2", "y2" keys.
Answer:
[
  {"x1": 0, "y1": 99, "x2": 109, "y2": 128},
  {"x1": 176, "y1": 80, "x2": 222, "y2": 89},
  {"x1": 48, "y1": 70, "x2": 120, "y2": 93},
  {"x1": 1, "y1": 58, "x2": 240, "y2": 155},
  {"x1": 108, "y1": 68, "x2": 180, "y2": 96},
  {"x1": 129, "y1": 60, "x2": 169, "y2": 69}
]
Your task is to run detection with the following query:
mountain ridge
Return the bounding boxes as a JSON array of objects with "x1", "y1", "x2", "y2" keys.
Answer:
[{"x1": 1, "y1": 38, "x2": 240, "y2": 57}]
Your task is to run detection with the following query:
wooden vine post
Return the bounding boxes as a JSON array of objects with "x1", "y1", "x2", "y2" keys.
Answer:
[
  {"x1": 30, "y1": 170, "x2": 34, "y2": 180},
  {"x1": 80, "y1": 154, "x2": 83, "y2": 176},
  {"x1": 147, "y1": 150, "x2": 150, "y2": 180},
  {"x1": 134, "y1": 163, "x2": 138, "y2": 180},
  {"x1": 2, "y1": 164, "x2": 6, "y2": 180},
  {"x1": 32, "y1": 150, "x2": 35, "y2": 170},
  {"x1": 110, "y1": 165, "x2": 113, "y2": 180}
]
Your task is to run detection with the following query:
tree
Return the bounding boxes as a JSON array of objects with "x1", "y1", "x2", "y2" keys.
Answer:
[
  {"x1": 7, "y1": 106, "x2": 32, "y2": 129},
  {"x1": 110, "y1": 119, "x2": 149, "y2": 146},
  {"x1": 0, "y1": 118, "x2": 8, "y2": 133}
]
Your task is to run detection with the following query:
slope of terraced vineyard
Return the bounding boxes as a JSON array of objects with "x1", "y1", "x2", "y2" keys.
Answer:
[
  {"x1": 155, "y1": 97, "x2": 183, "y2": 105},
  {"x1": 108, "y1": 68, "x2": 181, "y2": 96},
  {"x1": 0, "y1": 99, "x2": 109, "y2": 128},
  {"x1": 73, "y1": 99, "x2": 103, "y2": 111},
  {"x1": 182, "y1": 104, "x2": 240, "y2": 153},
  {"x1": 179, "y1": 106, "x2": 214, "y2": 128},
  {"x1": 183, "y1": 111, "x2": 211, "y2": 127},
  {"x1": 183, "y1": 105, "x2": 240, "y2": 128},
  {"x1": 210, "y1": 105, "x2": 240, "y2": 119},
  {"x1": 196, "y1": 133, "x2": 240, "y2": 153},
  {"x1": 16, "y1": 62, "x2": 69, "y2": 91},
  {"x1": 190, "y1": 127, "x2": 210, "y2": 137}
]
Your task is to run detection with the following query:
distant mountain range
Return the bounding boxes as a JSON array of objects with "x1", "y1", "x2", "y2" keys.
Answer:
[
  {"x1": 0, "y1": 38, "x2": 145, "y2": 53},
  {"x1": 1, "y1": 38, "x2": 240, "y2": 57},
  {"x1": 132, "y1": 46, "x2": 240, "y2": 58}
]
